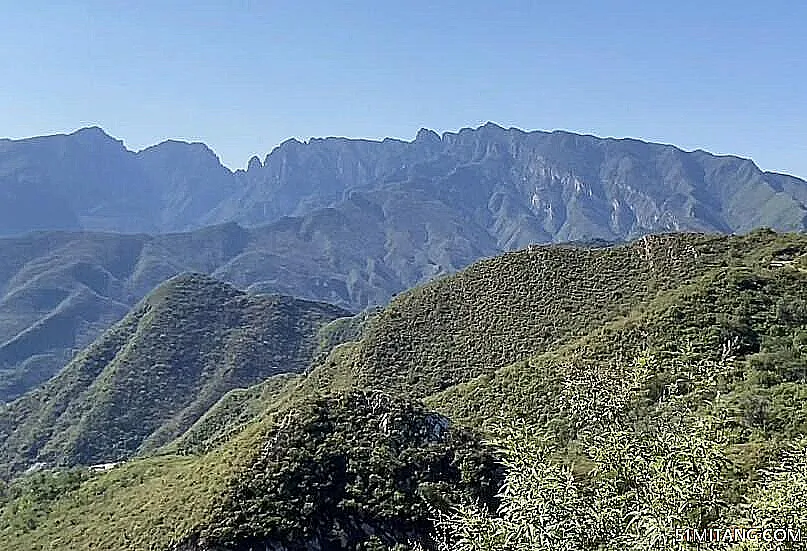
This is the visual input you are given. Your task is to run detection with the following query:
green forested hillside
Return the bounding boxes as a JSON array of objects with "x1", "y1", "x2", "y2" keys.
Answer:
[
  {"x1": 168, "y1": 372, "x2": 300, "y2": 455},
  {"x1": 0, "y1": 274, "x2": 349, "y2": 477},
  {"x1": 307, "y1": 230, "x2": 806, "y2": 398},
  {"x1": 184, "y1": 391, "x2": 498, "y2": 551},
  {"x1": 169, "y1": 309, "x2": 382, "y2": 456},
  {"x1": 3, "y1": 230, "x2": 807, "y2": 550},
  {"x1": 0, "y1": 391, "x2": 497, "y2": 551}
]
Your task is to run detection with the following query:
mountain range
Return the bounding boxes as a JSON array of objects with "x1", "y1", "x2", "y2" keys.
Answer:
[
  {"x1": 1, "y1": 124, "x2": 807, "y2": 406},
  {"x1": 2, "y1": 123, "x2": 806, "y2": 240},
  {"x1": 2, "y1": 124, "x2": 807, "y2": 549}
]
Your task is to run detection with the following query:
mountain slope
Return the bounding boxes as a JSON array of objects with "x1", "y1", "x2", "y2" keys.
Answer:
[
  {"x1": 192, "y1": 231, "x2": 807, "y2": 550},
  {"x1": 302, "y1": 230, "x2": 807, "y2": 401},
  {"x1": 0, "y1": 201, "x2": 493, "y2": 402},
  {"x1": 183, "y1": 391, "x2": 498, "y2": 551},
  {"x1": 0, "y1": 274, "x2": 349, "y2": 475},
  {"x1": 420, "y1": 263, "x2": 807, "y2": 550},
  {"x1": 3, "y1": 232, "x2": 807, "y2": 550},
  {"x1": 0, "y1": 390, "x2": 498, "y2": 551},
  {"x1": 0, "y1": 127, "x2": 239, "y2": 235},
  {"x1": 231, "y1": 125, "x2": 807, "y2": 246},
  {"x1": 170, "y1": 309, "x2": 380, "y2": 456}
]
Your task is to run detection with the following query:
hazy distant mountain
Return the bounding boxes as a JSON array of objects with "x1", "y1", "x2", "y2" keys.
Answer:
[
  {"x1": 228, "y1": 124, "x2": 807, "y2": 246},
  {"x1": 1, "y1": 124, "x2": 806, "y2": 241},
  {"x1": 0, "y1": 212, "x2": 491, "y2": 403}
]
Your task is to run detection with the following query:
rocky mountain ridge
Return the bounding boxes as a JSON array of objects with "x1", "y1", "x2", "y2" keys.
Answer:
[{"x1": 2, "y1": 124, "x2": 805, "y2": 242}]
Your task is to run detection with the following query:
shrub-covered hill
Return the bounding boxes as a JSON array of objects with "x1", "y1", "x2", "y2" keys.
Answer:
[
  {"x1": 419, "y1": 267, "x2": 807, "y2": 549},
  {"x1": 167, "y1": 372, "x2": 301, "y2": 456},
  {"x1": 307, "y1": 229, "x2": 807, "y2": 399},
  {"x1": 430, "y1": 262, "x2": 807, "y2": 432},
  {"x1": 0, "y1": 391, "x2": 498, "y2": 551},
  {"x1": 0, "y1": 274, "x2": 349, "y2": 477},
  {"x1": 167, "y1": 309, "x2": 382, "y2": 457},
  {"x1": 4, "y1": 230, "x2": 807, "y2": 550},
  {"x1": 178, "y1": 391, "x2": 499, "y2": 551}
]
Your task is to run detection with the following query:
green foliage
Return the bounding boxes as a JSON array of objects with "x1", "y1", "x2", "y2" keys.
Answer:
[
  {"x1": 313, "y1": 308, "x2": 380, "y2": 365},
  {"x1": 417, "y1": 240, "x2": 807, "y2": 550},
  {"x1": 192, "y1": 391, "x2": 499, "y2": 551},
  {"x1": 328, "y1": 232, "x2": 807, "y2": 399},
  {"x1": 423, "y1": 419, "x2": 734, "y2": 551},
  {"x1": 733, "y1": 439, "x2": 807, "y2": 550},
  {"x1": 168, "y1": 372, "x2": 300, "y2": 455},
  {"x1": 0, "y1": 468, "x2": 91, "y2": 533},
  {"x1": 0, "y1": 421, "x2": 268, "y2": 550}
]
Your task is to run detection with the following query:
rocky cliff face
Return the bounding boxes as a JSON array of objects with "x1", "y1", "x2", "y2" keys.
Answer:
[{"x1": 220, "y1": 123, "x2": 807, "y2": 247}]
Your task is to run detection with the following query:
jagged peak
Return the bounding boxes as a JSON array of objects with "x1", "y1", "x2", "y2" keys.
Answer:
[
  {"x1": 247, "y1": 155, "x2": 262, "y2": 170},
  {"x1": 261, "y1": 137, "x2": 304, "y2": 163},
  {"x1": 480, "y1": 121, "x2": 506, "y2": 131},
  {"x1": 279, "y1": 137, "x2": 303, "y2": 147},
  {"x1": 415, "y1": 128, "x2": 441, "y2": 143}
]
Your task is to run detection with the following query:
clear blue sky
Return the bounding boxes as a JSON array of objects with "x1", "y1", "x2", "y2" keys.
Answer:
[{"x1": 1, "y1": 1, "x2": 805, "y2": 177}]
